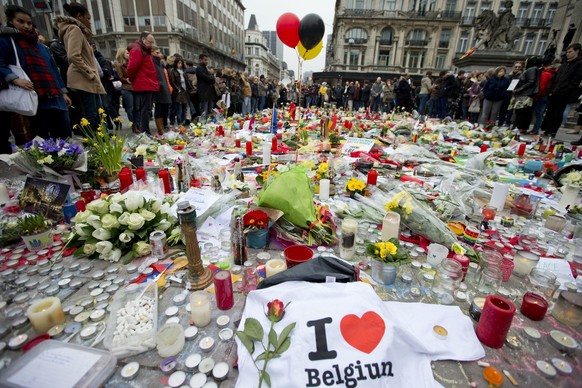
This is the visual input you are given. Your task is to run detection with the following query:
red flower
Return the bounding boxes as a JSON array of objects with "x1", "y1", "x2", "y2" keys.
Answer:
[
  {"x1": 243, "y1": 209, "x2": 269, "y2": 229},
  {"x1": 266, "y1": 299, "x2": 286, "y2": 322}
]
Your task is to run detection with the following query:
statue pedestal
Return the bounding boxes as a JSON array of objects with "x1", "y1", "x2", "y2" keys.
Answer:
[{"x1": 453, "y1": 50, "x2": 524, "y2": 72}]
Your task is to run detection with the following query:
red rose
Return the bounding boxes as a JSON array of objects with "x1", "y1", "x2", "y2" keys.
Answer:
[{"x1": 266, "y1": 299, "x2": 286, "y2": 322}]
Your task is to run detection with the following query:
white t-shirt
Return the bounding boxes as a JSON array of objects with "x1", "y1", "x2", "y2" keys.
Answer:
[{"x1": 235, "y1": 282, "x2": 484, "y2": 388}]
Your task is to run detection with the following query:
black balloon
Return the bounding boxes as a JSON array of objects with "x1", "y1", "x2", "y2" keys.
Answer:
[{"x1": 298, "y1": 14, "x2": 325, "y2": 51}]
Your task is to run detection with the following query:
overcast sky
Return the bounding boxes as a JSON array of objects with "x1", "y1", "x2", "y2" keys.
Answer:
[{"x1": 242, "y1": 0, "x2": 336, "y2": 77}]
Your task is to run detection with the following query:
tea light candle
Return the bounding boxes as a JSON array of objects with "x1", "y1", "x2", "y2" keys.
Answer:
[
  {"x1": 219, "y1": 328, "x2": 234, "y2": 341},
  {"x1": 80, "y1": 325, "x2": 98, "y2": 340},
  {"x1": 520, "y1": 292, "x2": 548, "y2": 321},
  {"x1": 126, "y1": 264, "x2": 137, "y2": 273},
  {"x1": 91, "y1": 270, "x2": 105, "y2": 280},
  {"x1": 74, "y1": 311, "x2": 90, "y2": 323},
  {"x1": 523, "y1": 327, "x2": 541, "y2": 341},
  {"x1": 121, "y1": 361, "x2": 140, "y2": 380},
  {"x1": 189, "y1": 372, "x2": 208, "y2": 388},
  {"x1": 165, "y1": 306, "x2": 179, "y2": 317},
  {"x1": 8, "y1": 334, "x2": 28, "y2": 350},
  {"x1": 212, "y1": 361, "x2": 230, "y2": 381},
  {"x1": 549, "y1": 330, "x2": 579, "y2": 353},
  {"x1": 319, "y1": 179, "x2": 330, "y2": 201},
  {"x1": 199, "y1": 336, "x2": 215, "y2": 352},
  {"x1": 381, "y1": 212, "x2": 400, "y2": 241},
  {"x1": 536, "y1": 360, "x2": 556, "y2": 378},
  {"x1": 159, "y1": 356, "x2": 177, "y2": 374},
  {"x1": 168, "y1": 370, "x2": 186, "y2": 387},
  {"x1": 184, "y1": 326, "x2": 199, "y2": 340},
  {"x1": 166, "y1": 317, "x2": 180, "y2": 325},
  {"x1": 89, "y1": 309, "x2": 105, "y2": 322},
  {"x1": 550, "y1": 358, "x2": 572, "y2": 376},
  {"x1": 173, "y1": 293, "x2": 187, "y2": 305},
  {"x1": 190, "y1": 292, "x2": 211, "y2": 327},
  {"x1": 265, "y1": 258, "x2": 287, "y2": 277},
  {"x1": 185, "y1": 353, "x2": 202, "y2": 370},
  {"x1": 27, "y1": 297, "x2": 65, "y2": 334},
  {"x1": 198, "y1": 357, "x2": 215, "y2": 375},
  {"x1": 433, "y1": 325, "x2": 448, "y2": 340},
  {"x1": 216, "y1": 315, "x2": 230, "y2": 328}
]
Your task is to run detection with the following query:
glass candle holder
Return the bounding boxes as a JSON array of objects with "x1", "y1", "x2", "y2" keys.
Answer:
[
  {"x1": 431, "y1": 259, "x2": 463, "y2": 305},
  {"x1": 527, "y1": 268, "x2": 558, "y2": 308},
  {"x1": 552, "y1": 291, "x2": 582, "y2": 327},
  {"x1": 482, "y1": 206, "x2": 496, "y2": 221},
  {"x1": 476, "y1": 266, "x2": 502, "y2": 296},
  {"x1": 512, "y1": 250, "x2": 539, "y2": 277}
]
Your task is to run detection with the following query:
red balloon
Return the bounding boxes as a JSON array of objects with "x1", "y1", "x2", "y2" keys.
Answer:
[{"x1": 276, "y1": 13, "x2": 300, "y2": 48}]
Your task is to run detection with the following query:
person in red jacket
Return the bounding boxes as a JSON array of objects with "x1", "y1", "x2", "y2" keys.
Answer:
[
  {"x1": 529, "y1": 58, "x2": 556, "y2": 134},
  {"x1": 126, "y1": 31, "x2": 159, "y2": 134}
]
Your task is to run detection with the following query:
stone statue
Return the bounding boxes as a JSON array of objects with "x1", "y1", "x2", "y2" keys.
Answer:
[{"x1": 473, "y1": 1, "x2": 522, "y2": 50}]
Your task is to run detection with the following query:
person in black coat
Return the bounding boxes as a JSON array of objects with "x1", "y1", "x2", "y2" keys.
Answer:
[
  {"x1": 196, "y1": 53, "x2": 215, "y2": 119},
  {"x1": 396, "y1": 74, "x2": 412, "y2": 112}
]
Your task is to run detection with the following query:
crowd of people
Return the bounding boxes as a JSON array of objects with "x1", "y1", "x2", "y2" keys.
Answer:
[{"x1": 1, "y1": 1, "x2": 582, "y2": 153}]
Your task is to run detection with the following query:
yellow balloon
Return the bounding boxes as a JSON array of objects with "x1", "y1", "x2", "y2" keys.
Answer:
[{"x1": 298, "y1": 40, "x2": 323, "y2": 60}]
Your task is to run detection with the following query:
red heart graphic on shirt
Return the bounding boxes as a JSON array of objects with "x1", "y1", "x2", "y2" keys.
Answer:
[{"x1": 340, "y1": 311, "x2": 386, "y2": 354}]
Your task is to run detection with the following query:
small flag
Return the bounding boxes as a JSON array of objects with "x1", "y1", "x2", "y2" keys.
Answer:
[
  {"x1": 271, "y1": 105, "x2": 277, "y2": 134},
  {"x1": 459, "y1": 47, "x2": 477, "y2": 60}
]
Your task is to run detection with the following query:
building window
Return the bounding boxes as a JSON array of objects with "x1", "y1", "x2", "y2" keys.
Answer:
[
  {"x1": 445, "y1": 0, "x2": 456, "y2": 12},
  {"x1": 379, "y1": 28, "x2": 394, "y2": 45},
  {"x1": 123, "y1": 17, "x2": 136, "y2": 27},
  {"x1": 531, "y1": 4, "x2": 543, "y2": 22},
  {"x1": 343, "y1": 48, "x2": 360, "y2": 67},
  {"x1": 457, "y1": 33, "x2": 469, "y2": 53},
  {"x1": 383, "y1": 0, "x2": 399, "y2": 10},
  {"x1": 439, "y1": 28, "x2": 451, "y2": 48},
  {"x1": 405, "y1": 50, "x2": 425, "y2": 69},
  {"x1": 524, "y1": 38, "x2": 533, "y2": 55},
  {"x1": 462, "y1": 6, "x2": 475, "y2": 24},
  {"x1": 378, "y1": 49, "x2": 391, "y2": 66},
  {"x1": 255, "y1": 48, "x2": 259, "y2": 56},
  {"x1": 344, "y1": 28, "x2": 368, "y2": 44},
  {"x1": 516, "y1": 3, "x2": 529, "y2": 25},
  {"x1": 480, "y1": 1, "x2": 491, "y2": 11},
  {"x1": 435, "y1": 54, "x2": 446, "y2": 69},
  {"x1": 347, "y1": 0, "x2": 372, "y2": 9},
  {"x1": 537, "y1": 40, "x2": 547, "y2": 55},
  {"x1": 546, "y1": 5, "x2": 556, "y2": 25},
  {"x1": 405, "y1": 29, "x2": 428, "y2": 46},
  {"x1": 138, "y1": 17, "x2": 151, "y2": 27}
]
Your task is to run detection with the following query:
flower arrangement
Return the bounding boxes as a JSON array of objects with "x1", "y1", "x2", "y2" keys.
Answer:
[
  {"x1": 22, "y1": 138, "x2": 83, "y2": 169},
  {"x1": 483, "y1": 120, "x2": 495, "y2": 131},
  {"x1": 79, "y1": 110, "x2": 126, "y2": 177},
  {"x1": 67, "y1": 191, "x2": 177, "y2": 263},
  {"x1": 315, "y1": 161, "x2": 328, "y2": 180},
  {"x1": 560, "y1": 170, "x2": 582, "y2": 186},
  {"x1": 367, "y1": 238, "x2": 410, "y2": 265},
  {"x1": 345, "y1": 177, "x2": 366, "y2": 196},
  {"x1": 256, "y1": 167, "x2": 279, "y2": 186},
  {"x1": 18, "y1": 213, "x2": 51, "y2": 236},
  {"x1": 243, "y1": 209, "x2": 269, "y2": 231},
  {"x1": 235, "y1": 299, "x2": 295, "y2": 388}
]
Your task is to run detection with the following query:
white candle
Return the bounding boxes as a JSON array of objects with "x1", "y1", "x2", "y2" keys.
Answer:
[
  {"x1": 184, "y1": 326, "x2": 199, "y2": 340},
  {"x1": 489, "y1": 182, "x2": 509, "y2": 212},
  {"x1": 212, "y1": 361, "x2": 230, "y2": 381},
  {"x1": 0, "y1": 183, "x2": 9, "y2": 205},
  {"x1": 198, "y1": 357, "x2": 215, "y2": 375},
  {"x1": 190, "y1": 292, "x2": 211, "y2": 327},
  {"x1": 199, "y1": 336, "x2": 215, "y2": 352},
  {"x1": 216, "y1": 315, "x2": 230, "y2": 328},
  {"x1": 185, "y1": 353, "x2": 202, "y2": 370},
  {"x1": 262, "y1": 142, "x2": 271, "y2": 165},
  {"x1": 319, "y1": 179, "x2": 330, "y2": 201},
  {"x1": 265, "y1": 258, "x2": 287, "y2": 277},
  {"x1": 120, "y1": 361, "x2": 140, "y2": 380},
  {"x1": 189, "y1": 372, "x2": 208, "y2": 388},
  {"x1": 551, "y1": 358, "x2": 573, "y2": 375},
  {"x1": 381, "y1": 212, "x2": 400, "y2": 241},
  {"x1": 536, "y1": 360, "x2": 557, "y2": 378},
  {"x1": 27, "y1": 297, "x2": 65, "y2": 334},
  {"x1": 512, "y1": 250, "x2": 539, "y2": 277},
  {"x1": 549, "y1": 330, "x2": 579, "y2": 353},
  {"x1": 168, "y1": 370, "x2": 186, "y2": 387},
  {"x1": 340, "y1": 218, "x2": 358, "y2": 261}
]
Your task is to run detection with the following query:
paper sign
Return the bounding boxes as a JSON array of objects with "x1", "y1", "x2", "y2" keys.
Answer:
[
  {"x1": 7, "y1": 347, "x2": 101, "y2": 388},
  {"x1": 19, "y1": 177, "x2": 70, "y2": 221},
  {"x1": 507, "y1": 79, "x2": 519, "y2": 91},
  {"x1": 536, "y1": 257, "x2": 575, "y2": 289},
  {"x1": 340, "y1": 137, "x2": 376, "y2": 155}
]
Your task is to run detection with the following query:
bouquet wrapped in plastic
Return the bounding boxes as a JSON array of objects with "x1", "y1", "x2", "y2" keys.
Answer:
[
  {"x1": 383, "y1": 189, "x2": 479, "y2": 262},
  {"x1": 257, "y1": 167, "x2": 336, "y2": 245}
]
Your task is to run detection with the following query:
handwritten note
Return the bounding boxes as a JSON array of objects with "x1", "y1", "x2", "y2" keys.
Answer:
[
  {"x1": 507, "y1": 79, "x2": 519, "y2": 91},
  {"x1": 7, "y1": 347, "x2": 101, "y2": 388},
  {"x1": 536, "y1": 257, "x2": 575, "y2": 289},
  {"x1": 340, "y1": 137, "x2": 376, "y2": 155}
]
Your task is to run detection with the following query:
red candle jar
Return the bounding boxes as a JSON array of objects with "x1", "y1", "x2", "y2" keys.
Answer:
[
  {"x1": 367, "y1": 170, "x2": 378, "y2": 185},
  {"x1": 520, "y1": 292, "x2": 548, "y2": 321},
  {"x1": 217, "y1": 125, "x2": 224, "y2": 137},
  {"x1": 451, "y1": 254, "x2": 470, "y2": 281},
  {"x1": 235, "y1": 138, "x2": 241, "y2": 148},
  {"x1": 75, "y1": 200, "x2": 86, "y2": 212},
  {"x1": 158, "y1": 169, "x2": 172, "y2": 194},
  {"x1": 213, "y1": 270, "x2": 234, "y2": 310},
  {"x1": 271, "y1": 136, "x2": 278, "y2": 152},
  {"x1": 482, "y1": 206, "x2": 496, "y2": 221},
  {"x1": 476, "y1": 295, "x2": 516, "y2": 348},
  {"x1": 135, "y1": 167, "x2": 146, "y2": 182},
  {"x1": 480, "y1": 144, "x2": 489, "y2": 153},
  {"x1": 246, "y1": 141, "x2": 253, "y2": 156},
  {"x1": 118, "y1": 169, "x2": 133, "y2": 192},
  {"x1": 517, "y1": 143, "x2": 526, "y2": 157}
]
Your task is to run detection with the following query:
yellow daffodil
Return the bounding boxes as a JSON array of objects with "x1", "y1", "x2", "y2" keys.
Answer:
[
  {"x1": 98, "y1": 108, "x2": 105, "y2": 114},
  {"x1": 80, "y1": 118, "x2": 90, "y2": 126},
  {"x1": 111, "y1": 135, "x2": 116, "y2": 140}
]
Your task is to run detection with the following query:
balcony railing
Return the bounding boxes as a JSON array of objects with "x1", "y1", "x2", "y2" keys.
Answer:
[
  {"x1": 379, "y1": 39, "x2": 393, "y2": 45},
  {"x1": 438, "y1": 41, "x2": 450, "y2": 48},
  {"x1": 344, "y1": 38, "x2": 368, "y2": 44},
  {"x1": 405, "y1": 39, "x2": 429, "y2": 46},
  {"x1": 342, "y1": 9, "x2": 377, "y2": 17},
  {"x1": 526, "y1": 18, "x2": 549, "y2": 27},
  {"x1": 341, "y1": 9, "x2": 461, "y2": 20},
  {"x1": 516, "y1": 17, "x2": 527, "y2": 26},
  {"x1": 461, "y1": 16, "x2": 475, "y2": 25}
]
